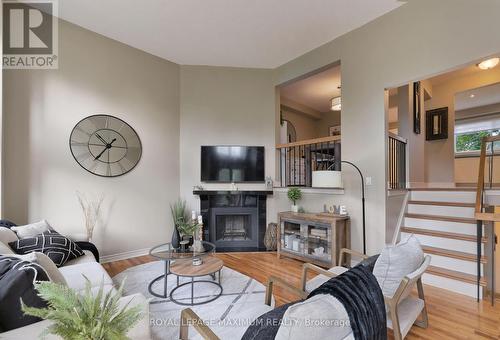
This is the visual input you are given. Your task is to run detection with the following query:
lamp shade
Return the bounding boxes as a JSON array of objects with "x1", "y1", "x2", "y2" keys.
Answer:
[{"x1": 312, "y1": 170, "x2": 343, "y2": 188}]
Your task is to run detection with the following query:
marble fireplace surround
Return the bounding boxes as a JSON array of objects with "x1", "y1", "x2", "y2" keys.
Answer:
[{"x1": 193, "y1": 190, "x2": 273, "y2": 252}]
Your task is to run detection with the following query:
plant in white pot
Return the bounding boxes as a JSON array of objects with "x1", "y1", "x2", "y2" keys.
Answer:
[{"x1": 287, "y1": 188, "x2": 302, "y2": 213}]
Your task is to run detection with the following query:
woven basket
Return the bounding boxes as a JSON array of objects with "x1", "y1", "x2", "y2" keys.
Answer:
[{"x1": 264, "y1": 223, "x2": 278, "y2": 251}]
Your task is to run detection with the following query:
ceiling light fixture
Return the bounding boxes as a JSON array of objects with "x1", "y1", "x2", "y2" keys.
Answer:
[
  {"x1": 331, "y1": 96, "x2": 341, "y2": 111},
  {"x1": 477, "y1": 57, "x2": 499, "y2": 70},
  {"x1": 470, "y1": 94, "x2": 475, "y2": 98}
]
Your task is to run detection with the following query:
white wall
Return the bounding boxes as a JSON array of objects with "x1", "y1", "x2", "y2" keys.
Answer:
[
  {"x1": 274, "y1": 0, "x2": 500, "y2": 254},
  {"x1": 2, "y1": 20, "x2": 180, "y2": 258},
  {"x1": 179, "y1": 66, "x2": 276, "y2": 214}
]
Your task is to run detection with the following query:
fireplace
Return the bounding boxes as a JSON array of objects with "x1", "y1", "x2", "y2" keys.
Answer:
[
  {"x1": 193, "y1": 190, "x2": 272, "y2": 251},
  {"x1": 211, "y1": 207, "x2": 258, "y2": 248}
]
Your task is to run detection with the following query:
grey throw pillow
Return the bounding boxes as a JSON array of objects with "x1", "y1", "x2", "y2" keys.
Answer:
[
  {"x1": 11, "y1": 220, "x2": 52, "y2": 239},
  {"x1": 372, "y1": 234, "x2": 424, "y2": 298}
]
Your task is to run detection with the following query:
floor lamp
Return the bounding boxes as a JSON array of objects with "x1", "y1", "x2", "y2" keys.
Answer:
[
  {"x1": 313, "y1": 161, "x2": 367, "y2": 254},
  {"x1": 341, "y1": 161, "x2": 366, "y2": 255}
]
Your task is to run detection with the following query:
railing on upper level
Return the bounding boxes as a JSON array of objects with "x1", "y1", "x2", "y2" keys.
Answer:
[
  {"x1": 276, "y1": 135, "x2": 341, "y2": 187},
  {"x1": 475, "y1": 135, "x2": 500, "y2": 222},
  {"x1": 388, "y1": 133, "x2": 407, "y2": 190}
]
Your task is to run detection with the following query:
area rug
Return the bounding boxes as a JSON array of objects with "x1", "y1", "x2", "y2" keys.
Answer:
[{"x1": 113, "y1": 261, "x2": 274, "y2": 340}]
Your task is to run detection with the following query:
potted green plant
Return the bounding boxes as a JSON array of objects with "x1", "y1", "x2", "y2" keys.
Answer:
[
  {"x1": 287, "y1": 187, "x2": 302, "y2": 213},
  {"x1": 22, "y1": 278, "x2": 143, "y2": 339},
  {"x1": 170, "y1": 199, "x2": 190, "y2": 248},
  {"x1": 176, "y1": 218, "x2": 199, "y2": 248}
]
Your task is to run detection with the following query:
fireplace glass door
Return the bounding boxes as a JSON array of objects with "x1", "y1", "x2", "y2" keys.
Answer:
[
  {"x1": 210, "y1": 207, "x2": 259, "y2": 249},
  {"x1": 216, "y1": 215, "x2": 252, "y2": 241}
]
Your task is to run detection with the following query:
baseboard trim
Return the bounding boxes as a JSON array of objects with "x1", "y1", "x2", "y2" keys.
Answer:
[{"x1": 100, "y1": 248, "x2": 151, "y2": 264}]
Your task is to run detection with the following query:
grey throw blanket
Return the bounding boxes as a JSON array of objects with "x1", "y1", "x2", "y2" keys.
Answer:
[
  {"x1": 308, "y1": 264, "x2": 387, "y2": 340},
  {"x1": 242, "y1": 256, "x2": 383, "y2": 340}
]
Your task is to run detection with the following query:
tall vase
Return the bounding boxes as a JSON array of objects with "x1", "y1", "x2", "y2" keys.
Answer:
[{"x1": 171, "y1": 226, "x2": 180, "y2": 248}]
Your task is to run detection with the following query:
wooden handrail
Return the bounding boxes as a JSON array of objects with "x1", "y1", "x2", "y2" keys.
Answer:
[
  {"x1": 388, "y1": 132, "x2": 407, "y2": 144},
  {"x1": 276, "y1": 135, "x2": 341, "y2": 149},
  {"x1": 475, "y1": 135, "x2": 500, "y2": 222}
]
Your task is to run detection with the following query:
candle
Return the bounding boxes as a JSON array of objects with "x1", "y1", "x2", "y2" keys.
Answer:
[{"x1": 198, "y1": 215, "x2": 203, "y2": 224}]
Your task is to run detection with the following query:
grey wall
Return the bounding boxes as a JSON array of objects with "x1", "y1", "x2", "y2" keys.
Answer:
[
  {"x1": 3, "y1": 0, "x2": 500, "y2": 259},
  {"x1": 274, "y1": 0, "x2": 500, "y2": 253},
  {"x1": 397, "y1": 84, "x2": 426, "y2": 184},
  {"x1": 179, "y1": 66, "x2": 276, "y2": 216},
  {"x1": 424, "y1": 66, "x2": 500, "y2": 183},
  {"x1": 316, "y1": 111, "x2": 341, "y2": 137},
  {"x1": 281, "y1": 108, "x2": 318, "y2": 141},
  {"x1": 2, "y1": 20, "x2": 180, "y2": 258}
]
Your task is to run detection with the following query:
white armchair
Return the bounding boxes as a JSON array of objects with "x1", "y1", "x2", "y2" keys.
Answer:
[
  {"x1": 301, "y1": 248, "x2": 430, "y2": 340},
  {"x1": 180, "y1": 248, "x2": 430, "y2": 340}
]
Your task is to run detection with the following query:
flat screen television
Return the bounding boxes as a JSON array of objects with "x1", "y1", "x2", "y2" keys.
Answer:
[{"x1": 201, "y1": 146, "x2": 265, "y2": 182}]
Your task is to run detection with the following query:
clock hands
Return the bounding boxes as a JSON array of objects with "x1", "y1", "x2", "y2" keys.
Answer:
[
  {"x1": 95, "y1": 133, "x2": 108, "y2": 145},
  {"x1": 94, "y1": 147, "x2": 108, "y2": 161},
  {"x1": 94, "y1": 138, "x2": 117, "y2": 161}
]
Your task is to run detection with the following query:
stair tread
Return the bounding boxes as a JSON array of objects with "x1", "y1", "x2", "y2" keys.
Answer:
[
  {"x1": 408, "y1": 200, "x2": 475, "y2": 208},
  {"x1": 408, "y1": 187, "x2": 477, "y2": 192},
  {"x1": 405, "y1": 213, "x2": 476, "y2": 224},
  {"x1": 421, "y1": 245, "x2": 487, "y2": 264},
  {"x1": 401, "y1": 226, "x2": 486, "y2": 243},
  {"x1": 427, "y1": 265, "x2": 486, "y2": 286}
]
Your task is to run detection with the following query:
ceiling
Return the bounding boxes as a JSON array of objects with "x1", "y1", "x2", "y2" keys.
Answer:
[
  {"x1": 455, "y1": 82, "x2": 500, "y2": 111},
  {"x1": 57, "y1": 0, "x2": 403, "y2": 68},
  {"x1": 280, "y1": 65, "x2": 341, "y2": 112},
  {"x1": 427, "y1": 64, "x2": 482, "y2": 87}
]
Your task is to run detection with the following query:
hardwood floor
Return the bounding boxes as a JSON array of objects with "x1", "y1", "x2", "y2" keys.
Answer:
[{"x1": 102, "y1": 252, "x2": 500, "y2": 339}]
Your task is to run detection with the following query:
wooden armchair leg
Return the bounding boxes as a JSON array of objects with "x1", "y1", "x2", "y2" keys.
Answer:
[
  {"x1": 389, "y1": 305, "x2": 403, "y2": 340},
  {"x1": 414, "y1": 279, "x2": 429, "y2": 329}
]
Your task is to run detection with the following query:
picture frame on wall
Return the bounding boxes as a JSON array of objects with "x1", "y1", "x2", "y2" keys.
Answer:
[
  {"x1": 413, "y1": 81, "x2": 421, "y2": 134},
  {"x1": 426, "y1": 107, "x2": 448, "y2": 141},
  {"x1": 329, "y1": 125, "x2": 341, "y2": 136}
]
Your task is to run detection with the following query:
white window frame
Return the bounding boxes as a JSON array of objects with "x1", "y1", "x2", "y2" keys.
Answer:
[{"x1": 454, "y1": 128, "x2": 500, "y2": 158}]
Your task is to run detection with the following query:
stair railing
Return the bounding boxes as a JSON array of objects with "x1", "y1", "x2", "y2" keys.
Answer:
[
  {"x1": 474, "y1": 135, "x2": 500, "y2": 304},
  {"x1": 388, "y1": 133, "x2": 407, "y2": 190},
  {"x1": 276, "y1": 135, "x2": 341, "y2": 187}
]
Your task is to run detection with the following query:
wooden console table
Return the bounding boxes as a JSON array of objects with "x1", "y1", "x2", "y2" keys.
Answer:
[{"x1": 277, "y1": 212, "x2": 350, "y2": 268}]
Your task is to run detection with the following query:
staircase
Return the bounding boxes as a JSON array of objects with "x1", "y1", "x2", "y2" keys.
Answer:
[{"x1": 400, "y1": 188, "x2": 486, "y2": 298}]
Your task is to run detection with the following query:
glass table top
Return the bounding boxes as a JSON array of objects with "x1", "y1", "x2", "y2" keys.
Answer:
[{"x1": 149, "y1": 241, "x2": 216, "y2": 261}]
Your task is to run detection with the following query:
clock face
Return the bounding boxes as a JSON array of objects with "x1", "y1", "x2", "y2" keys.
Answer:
[{"x1": 69, "y1": 115, "x2": 142, "y2": 177}]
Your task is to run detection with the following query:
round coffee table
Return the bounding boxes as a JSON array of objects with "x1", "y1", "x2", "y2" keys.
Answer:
[
  {"x1": 169, "y1": 256, "x2": 224, "y2": 306},
  {"x1": 148, "y1": 241, "x2": 216, "y2": 299}
]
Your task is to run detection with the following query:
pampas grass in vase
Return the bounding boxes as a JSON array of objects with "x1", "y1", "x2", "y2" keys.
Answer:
[{"x1": 76, "y1": 192, "x2": 104, "y2": 242}]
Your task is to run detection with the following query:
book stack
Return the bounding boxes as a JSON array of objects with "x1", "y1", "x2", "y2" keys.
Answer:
[{"x1": 310, "y1": 228, "x2": 327, "y2": 238}]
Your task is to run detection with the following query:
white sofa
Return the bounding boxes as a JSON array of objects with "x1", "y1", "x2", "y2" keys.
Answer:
[{"x1": 0, "y1": 227, "x2": 151, "y2": 339}]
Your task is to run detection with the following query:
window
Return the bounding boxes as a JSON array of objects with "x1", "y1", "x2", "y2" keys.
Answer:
[
  {"x1": 454, "y1": 113, "x2": 500, "y2": 155},
  {"x1": 455, "y1": 129, "x2": 500, "y2": 153}
]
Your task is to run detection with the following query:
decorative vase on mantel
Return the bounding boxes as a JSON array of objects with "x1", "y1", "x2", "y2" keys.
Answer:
[{"x1": 171, "y1": 226, "x2": 180, "y2": 249}]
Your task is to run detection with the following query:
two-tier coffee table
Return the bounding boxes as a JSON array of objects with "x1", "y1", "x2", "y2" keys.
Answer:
[
  {"x1": 148, "y1": 241, "x2": 223, "y2": 305},
  {"x1": 169, "y1": 255, "x2": 223, "y2": 305}
]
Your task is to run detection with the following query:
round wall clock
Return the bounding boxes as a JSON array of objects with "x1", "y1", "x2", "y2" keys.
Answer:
[{"x1": 69, "y1": 114, "x2": 142, "y2": 177}]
